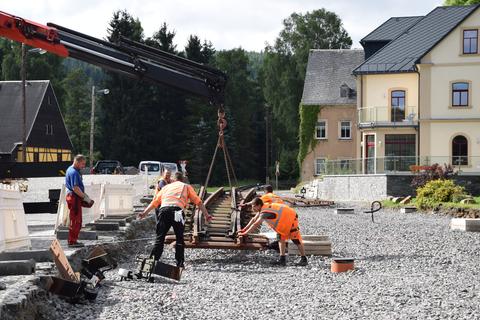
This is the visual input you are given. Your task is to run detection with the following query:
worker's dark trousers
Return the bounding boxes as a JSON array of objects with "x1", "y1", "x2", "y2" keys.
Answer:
[{"x1": 150, "y1": 206, "x2": 185, "y2": 264}]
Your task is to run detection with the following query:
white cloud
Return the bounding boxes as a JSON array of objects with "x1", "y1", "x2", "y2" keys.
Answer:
[{"x1": 0, "y1": 0, "x2": 443, "y2": 51}]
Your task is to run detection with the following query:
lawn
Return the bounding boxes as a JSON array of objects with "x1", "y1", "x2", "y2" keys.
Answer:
[{"x1": 382, "y1": 196, "x2": 480, "y2": 210}]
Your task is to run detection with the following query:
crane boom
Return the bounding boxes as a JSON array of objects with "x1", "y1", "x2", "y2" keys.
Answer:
[{"x1": 0, "y1": 10, "x2": 226, "y2": 107}]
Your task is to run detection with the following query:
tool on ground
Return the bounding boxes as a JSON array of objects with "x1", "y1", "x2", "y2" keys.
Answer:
[
  {"x1": 363, "y1": 201, "x2": 382, "y2": 223},
  {"x1": 46, "y1": 240, "x2": 116, "y2": 301},
  {"x1": 118, "y1": 255, "x2": 182, "y2": 282}
]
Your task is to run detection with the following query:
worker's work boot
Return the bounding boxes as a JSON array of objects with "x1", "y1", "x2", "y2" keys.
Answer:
[
  {"x1": 270, "y1": 255, "x2": 287, "y2": 267},
  {"x1": 295, "y1": 256, "x2": 308, "y2": 267}
]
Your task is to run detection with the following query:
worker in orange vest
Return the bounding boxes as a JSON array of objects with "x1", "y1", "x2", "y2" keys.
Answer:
[
  {"x1": 139, "y1": 172, "x2": 212, "y2": 268},
  {"x1": 238, "y1": 197, "x2": 308, "y2": 266},
  {"x1": 240, "y1": 185, "x2": 284, "y2": 233}
]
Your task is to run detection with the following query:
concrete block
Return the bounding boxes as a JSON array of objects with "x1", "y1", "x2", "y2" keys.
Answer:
[
  {"x1": 335, "y1": 208, "x2": 354, "y2": 214},
  {"x1": 96, "y1": 218, "x2": 127, "y2": 226},
  {"x1": 86, "y1": 222, "x2": 119, "y2": 231},
  {"x1": 400, "y1": 206, "x2": 417, "y2": 214},
  {"x1": 0, "y1": 259, "x2": 35, "y2": 276},
  {"x1": 450, "y1": 218, "x2": 480, "y2": 232},
  {"x1": 56, "y1": 229, "x2": 98, "y2": 240},
  {"x1": 103, "y1": 214, "x2": 135, "y2": 222},
  {"x1": 0, "y1": 249, "x2": 52, "y2": 262}
]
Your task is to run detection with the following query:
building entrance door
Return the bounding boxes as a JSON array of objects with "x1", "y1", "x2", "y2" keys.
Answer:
[{"x1": 364, "y1": 134, "x2": 375, "y2": 174}]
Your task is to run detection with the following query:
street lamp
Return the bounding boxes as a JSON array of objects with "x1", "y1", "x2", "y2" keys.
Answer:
[
  {"x1": 89, "y1": 86, "x2": 109, "y2": 168},
  {"x1": 20, "y1": 44, "x2": 46, "y2": 162}
]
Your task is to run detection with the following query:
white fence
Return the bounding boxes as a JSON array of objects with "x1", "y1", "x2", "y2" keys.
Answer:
[
  {"x1": 100, "y1": 184, "x2": 134, "y2": 217},
  {"x1": 0, "y1": 184, "x2": 31, "y2": 251},
  {"x1": 55, "y1": 183, "x2": 134, "y2": 229}
]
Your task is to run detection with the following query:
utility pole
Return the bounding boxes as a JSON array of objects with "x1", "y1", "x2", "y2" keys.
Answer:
[
  {"x1": 89, "y1": 86, "x2": 95, "y2": 168},
  {"x1": 21, "y1": 43, "x2": 27, "y2": 162},
  {"x1": 265, "y1": 104, "x2": 269, "y2": 184},
  {"x1": 90, "y1": 86, "x2": 109, "y2": 168}
]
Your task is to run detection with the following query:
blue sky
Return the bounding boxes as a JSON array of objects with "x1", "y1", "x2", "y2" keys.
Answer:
[{"x1": 0, "y1": 0, "x2": 443, "y2": 51}]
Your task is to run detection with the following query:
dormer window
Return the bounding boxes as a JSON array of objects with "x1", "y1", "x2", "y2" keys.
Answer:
[
  {"x1": 463, "y1": 29, "x2": 478, "y2": 54},
  {"x1": 340, "y1": 84, "x2": 349, "y2": 98}
]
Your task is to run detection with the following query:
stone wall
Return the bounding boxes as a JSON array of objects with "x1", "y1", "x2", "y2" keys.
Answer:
[
  {"x1": 303, "y1": 174, "x2": 388, "y2": 201},
  {"x1": 303, "y1": 174, "x2": 480, "y2": 200}
]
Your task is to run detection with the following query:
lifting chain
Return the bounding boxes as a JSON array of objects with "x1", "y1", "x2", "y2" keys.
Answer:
[{"x1": 203, "y1": 108, "x2": 237, "y2": 192}]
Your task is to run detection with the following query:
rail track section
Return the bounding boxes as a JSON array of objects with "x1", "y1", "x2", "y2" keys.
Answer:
[{"x1": 165, "y1": 187, "x2": 269, "y2": 250}]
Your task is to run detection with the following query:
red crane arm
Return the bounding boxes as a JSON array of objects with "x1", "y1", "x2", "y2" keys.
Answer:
[{"x1": 0, "y1": 11, "x2": 69, "y2": 57}]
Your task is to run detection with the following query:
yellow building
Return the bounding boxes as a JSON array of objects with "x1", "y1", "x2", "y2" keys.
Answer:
[{"x1": 354, "y1": 4, "x2": 480, "y2": 173}]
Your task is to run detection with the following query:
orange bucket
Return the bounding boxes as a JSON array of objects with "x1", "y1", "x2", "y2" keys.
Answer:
[{"x1": 331, "y1": 258, "x2": 354, "y2": 273}]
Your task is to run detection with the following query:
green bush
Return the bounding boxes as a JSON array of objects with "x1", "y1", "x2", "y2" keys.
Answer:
[{"x1": 416, "y1": 179, "x2": 467, "y2": 209}]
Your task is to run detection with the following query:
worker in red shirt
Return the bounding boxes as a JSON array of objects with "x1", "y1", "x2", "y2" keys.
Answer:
[
  {"x1": 64, "y1": 154, "x2": 94, "y2": 247},
  {"x1": 238, "y1": 197, "x2": 308, "y2": 266},
  {"x1": 139, "y1": 172, "x2": 212, "y2": 268}
]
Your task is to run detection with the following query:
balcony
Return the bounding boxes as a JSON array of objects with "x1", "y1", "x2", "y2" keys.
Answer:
[
  {"x1": 358, "y1": 106, "x2": 418, "y2": 128},
  {"x1": 315, "y1": 156, "x2": 479, "y2": 176}
]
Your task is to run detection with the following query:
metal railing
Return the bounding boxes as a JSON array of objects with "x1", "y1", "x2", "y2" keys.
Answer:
[
  {"x1": 358, "y1": 106, "x2": 417, "y2": 125},
  {"x1": 315, "y1": 156, "x2": 480, "y2": 176}
]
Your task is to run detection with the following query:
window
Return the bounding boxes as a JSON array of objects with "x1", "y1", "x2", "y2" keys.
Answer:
[
  {"x1": 391, "y1": 90, "x2": 405, "y2": 122},
  {"x1": 463, "y1": 29, "x2": 478, "y2": 54},
  {"x1": 315, "y1": 121, "x2": 327, "y2": 139},
  {"x1": 385, "y1": 134, "x2": 416, "y2": 171},
  {"x1": 45, "y1": 124, "x2": 54, "y2": 135},
  {"x1": 452, "y1": 135, "x2": 468, "y2": 166},
  {"x1": 339, "y1": 121, "x2": 351, "y2": 139},
  {"x1": 452, "y1": 82, "x2": 469, "y2": 107},
  {"x1": 315, "y1": 158, "x2": 326, "y2": 175}
]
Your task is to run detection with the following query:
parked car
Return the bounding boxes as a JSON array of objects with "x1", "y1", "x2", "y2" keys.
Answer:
[
  {"x1": 138, "y1": 161, "x2": 164, "y2": 176},
  {"x1": 161, "y1": 162, "x2": 179, "y2": 174},
  {"x1": 91, "y1": 160, "x2": 124, "y2": 174}
]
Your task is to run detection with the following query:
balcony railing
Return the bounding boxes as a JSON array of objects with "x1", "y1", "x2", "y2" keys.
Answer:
[
  {"x1": 358, "y1": 106, "x2": 418, "y2": 127},
  {"x1": 315, "y1": 156, "x2": 480, "y2": 176}
]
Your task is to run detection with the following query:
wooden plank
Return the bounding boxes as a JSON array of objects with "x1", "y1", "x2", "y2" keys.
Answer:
[
  {"x1": 49, "y1": 239, "x2": 79, "y2": 283},
  {"x1": 183, "y1": 241, "x2": 266, "y2": 250},
  {"x1": 302, "y1": 235, "x2": 330, "y2": 241}
]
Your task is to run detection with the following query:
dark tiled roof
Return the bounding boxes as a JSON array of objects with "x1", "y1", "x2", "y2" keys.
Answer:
[
  {"x1": 355, "y1": 5, "x2": 480, "y2": 74},
  {"x1": 0, "y1": 81, "x2": 49, "y2": 153},
  {"x1": 361, "y1": 16, "x2": 424, "y2": 43},
  {"x1": 302, "y1": 49, "x2": 364, "y2": 106}
]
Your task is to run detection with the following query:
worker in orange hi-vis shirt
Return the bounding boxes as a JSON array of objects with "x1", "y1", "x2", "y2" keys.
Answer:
[
  {"x1": 239, "y1": 184, "x2": 284, "y2": 235},
  {"x1": 259, "y1": 184, "x2": 284, "y2": 205},
  {"x1": 238, "y1": 197, "x2": 307, "y2": 267},
  {"x1": 139, "y1": 172, "x2": 212, "y2": 268}
]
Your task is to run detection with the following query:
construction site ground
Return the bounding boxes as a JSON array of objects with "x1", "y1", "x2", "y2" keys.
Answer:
[{"x1": 4, "y1": 202, "x2": 478, "y2": 320}]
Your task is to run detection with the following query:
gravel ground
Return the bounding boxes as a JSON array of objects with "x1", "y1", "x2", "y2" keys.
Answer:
[{"x1": 36, "y1": 204, "x2": 479, "y2": 320}]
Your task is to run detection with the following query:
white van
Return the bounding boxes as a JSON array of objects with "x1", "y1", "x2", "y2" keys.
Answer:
[
  {"x1": 161, "y1": 162, "x2": 179, "y2": 174},
  {"x1": 138, "y1": 161, "x2": 164, "y2": 176}
]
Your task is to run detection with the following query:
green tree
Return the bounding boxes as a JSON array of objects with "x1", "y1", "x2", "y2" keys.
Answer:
[
  {"x1": 215, "y1": 48, "x2": 266, "y2": 182},
  {"x1": 444, "y1": 0, "x2": 480, "y2": 5},
  {"x1": 146, "y1": 23, "x2": 177, "y2": 53},
  {"x1": 61, "y1": 68, "x2": 91, "y2": 155},
  {"x1": 0, "y1": 39, "x2": 66, "y2": 102},
  {"x1": 261, "y1": 9, "x2": 352, "y2": 181}
]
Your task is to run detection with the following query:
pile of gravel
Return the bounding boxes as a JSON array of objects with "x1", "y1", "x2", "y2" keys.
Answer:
[{"x1": 34, "y1": 204, "x2": 479, "y2": 319}]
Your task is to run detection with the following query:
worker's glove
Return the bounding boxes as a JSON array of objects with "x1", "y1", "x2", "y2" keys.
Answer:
[
  {"x1": 205, "y1": 214, "x2": 214, "y2": 222},
  {"x1": 83, "y1": 194, "x2": 92, "y2": 204},
  {"x1": 82, "y1": 194, "x2": 94, "y2": 208}
]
